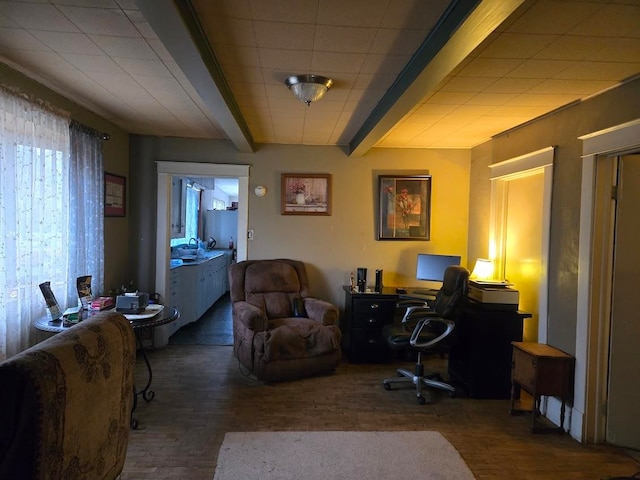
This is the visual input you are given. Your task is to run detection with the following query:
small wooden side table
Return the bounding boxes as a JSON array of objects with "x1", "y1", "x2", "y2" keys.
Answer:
[{"x1": 510, "y1": 341, "x2": 575, "y2": 433}]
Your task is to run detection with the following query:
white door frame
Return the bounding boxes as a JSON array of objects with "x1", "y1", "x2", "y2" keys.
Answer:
[
  {"x1": 489, "y1": 146, "x2": 554, "y2": 343},
  {"x1": 154, "y1": 161, "x2": 250, "y2": 347},
  {"x1": 577, "y1": 118, "x2": 640, "y2": 443}
]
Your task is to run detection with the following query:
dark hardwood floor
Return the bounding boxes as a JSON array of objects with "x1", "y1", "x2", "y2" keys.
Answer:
[{"x1": 121, "y1": 298, "x2": 640, "y2": 480}]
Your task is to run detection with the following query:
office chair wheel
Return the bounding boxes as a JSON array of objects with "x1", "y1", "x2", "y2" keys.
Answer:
[
  {"x1": 383, "y1": 382, "x2": 392, "y2": 391},
  {"x1": 417, "y1": 395, "x2": 426, "y2": 405}
]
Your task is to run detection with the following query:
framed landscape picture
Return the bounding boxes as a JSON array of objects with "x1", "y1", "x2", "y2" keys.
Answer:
[
  {"x1": 378, "y1": 174, "x2": 431, "y2": 240},
  {"x1": 281, "y1": 173, "x2": 331, "y2": 215}
]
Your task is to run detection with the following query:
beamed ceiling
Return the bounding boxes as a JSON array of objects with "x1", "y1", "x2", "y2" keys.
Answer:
[{"x1": 1, "y1": 0, "x2": 638, "y2": 155}]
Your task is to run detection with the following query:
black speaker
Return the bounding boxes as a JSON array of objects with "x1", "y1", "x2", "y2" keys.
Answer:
[
  {"x1": 375, "y1": 269, "x2": 383, "y2": 292},
  {"x1": 357, "y1": 268, "x2": 367, "y2": 292}
]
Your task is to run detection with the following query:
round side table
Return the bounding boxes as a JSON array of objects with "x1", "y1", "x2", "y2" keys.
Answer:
[{"x1": 33, "y1": 305, "x2": 179, "y2": 429}]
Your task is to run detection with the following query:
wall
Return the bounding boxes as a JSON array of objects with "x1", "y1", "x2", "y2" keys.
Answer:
[
  {"x1": 468, "y1": 77, "x2": 640, "y2": 355},
  {"x1": 1, "y1": 62, "x2": 131, "y2": 294},
  {"x1": 129, "y1": 137, "x2": 470, "y2": 309}
]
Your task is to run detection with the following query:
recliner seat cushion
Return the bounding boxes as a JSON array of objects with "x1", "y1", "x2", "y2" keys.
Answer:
[{"x1": 257, "y1": 318, "x2": 341, "y2": 362}]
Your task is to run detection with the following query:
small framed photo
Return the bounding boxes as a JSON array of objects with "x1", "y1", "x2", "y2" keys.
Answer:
[
  {"x1": 281, "y1": 173, "x2": 331, "y2": 216},
  {"x1": 104, "y1": 172, "x2": 126, "y2": 217},
  {"x1": 378, "y1": 174, "x2": 431, "y2": 240}
]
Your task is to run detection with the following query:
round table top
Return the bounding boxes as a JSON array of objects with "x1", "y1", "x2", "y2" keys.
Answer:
[{"x1": 33, "y1": 305, "x2": 179, "y2": 333}]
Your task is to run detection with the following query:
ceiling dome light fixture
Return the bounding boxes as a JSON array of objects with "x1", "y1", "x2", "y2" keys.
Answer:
[{"x1": 285, "y1": 74, "x2": 333, "y2": 106}]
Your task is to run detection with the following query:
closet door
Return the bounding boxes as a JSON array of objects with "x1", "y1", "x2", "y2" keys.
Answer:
[{"x1": 606, "y1": 154, "x2": 640, "y2": 450}]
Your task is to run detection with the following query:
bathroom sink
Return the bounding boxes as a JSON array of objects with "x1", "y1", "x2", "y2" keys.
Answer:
[{"x1": 180, "y1": 255, "x2": 197, "y2": 263}]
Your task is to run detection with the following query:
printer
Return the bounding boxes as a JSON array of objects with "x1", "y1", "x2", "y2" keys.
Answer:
[
  {"x1": 468, "y1": 281, "x2": 519, "y2": 310},
  {"x1": 115, "y1": 292, "x2": 149, "y2": 314}
]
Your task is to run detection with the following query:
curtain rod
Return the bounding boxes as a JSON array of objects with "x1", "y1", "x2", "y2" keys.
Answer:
[{"x1": 70, "y1": 119, "x2": 110, "y2": 141}]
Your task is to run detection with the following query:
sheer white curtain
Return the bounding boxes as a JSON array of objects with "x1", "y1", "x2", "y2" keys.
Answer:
[
  {"x1": 68, "y1": 121, "x2": 104, "y2": 304},
  {"x1": 0, "y1": 88, "x2": 104, "y2": 360}
]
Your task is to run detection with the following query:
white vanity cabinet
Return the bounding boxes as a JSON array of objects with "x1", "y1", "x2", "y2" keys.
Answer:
[{"x1": 155, "y1": 252, "x2": 229, "y2": 347}]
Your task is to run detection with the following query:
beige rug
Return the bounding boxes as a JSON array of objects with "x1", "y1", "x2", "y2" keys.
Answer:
[{"x1": 213, "y1": 431, "x2": 476, "y2": 480}]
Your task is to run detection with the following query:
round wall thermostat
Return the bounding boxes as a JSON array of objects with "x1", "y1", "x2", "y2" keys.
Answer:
[{"x1": 254, "y1": 185, "x2": 267, "y2": 197}]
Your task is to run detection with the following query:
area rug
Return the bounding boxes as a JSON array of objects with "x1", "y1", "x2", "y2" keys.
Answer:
[{"x1": 213, "y1": 431, "x2": 476, "y2": 480}]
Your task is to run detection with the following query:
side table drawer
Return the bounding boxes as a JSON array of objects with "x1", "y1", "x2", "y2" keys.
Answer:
[{"x1": 512, "y1": 346, "x2": 537, "y2": 391}]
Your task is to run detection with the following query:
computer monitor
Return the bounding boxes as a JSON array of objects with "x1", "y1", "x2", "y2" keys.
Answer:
[{"x1": 416, "y1": 254, "x2": 462, "y2": 282}]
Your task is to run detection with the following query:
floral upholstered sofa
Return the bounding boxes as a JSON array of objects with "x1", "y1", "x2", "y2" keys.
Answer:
[{"x1": 0, "y1": 311, "x2": 136, "y2": 480}]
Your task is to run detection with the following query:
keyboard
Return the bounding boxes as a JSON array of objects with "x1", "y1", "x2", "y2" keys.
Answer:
[{"x1": 411, "y1": 288, "x2": 439, "y2": 296}]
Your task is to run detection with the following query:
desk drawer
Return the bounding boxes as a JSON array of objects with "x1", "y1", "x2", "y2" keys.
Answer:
[
  {"x1": 350, "y1": 328, "x2": 391, "y2": 363},
  {"x1": 352, "y1": 299, "x2": 395, "y2": 328}
]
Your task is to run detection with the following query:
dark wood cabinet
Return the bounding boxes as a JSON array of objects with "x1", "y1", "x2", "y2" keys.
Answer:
[
  {"x1": 447, "y1": 305, "x2": 530, "y2": 399},
  {"x1": 510, "y1": 342, "x2": 575, "y2": 432},
  {"x1": 342, "y1": 286, "x2": 398, "y2": 363}
]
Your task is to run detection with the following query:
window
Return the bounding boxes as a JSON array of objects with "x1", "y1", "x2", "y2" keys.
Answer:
[{"x1": 0, "y1": 88, "x2": 103, "y2": 360}]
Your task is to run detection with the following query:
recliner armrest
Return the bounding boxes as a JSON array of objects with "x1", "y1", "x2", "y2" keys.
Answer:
[
  {"x1": 303, "y1": 297, "x2": 339, "y2": 326},
  {"x1": 232, "y1": 301, "x2": 268, "y2": 331}
]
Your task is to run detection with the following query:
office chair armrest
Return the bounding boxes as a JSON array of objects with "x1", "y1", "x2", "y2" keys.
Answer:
[
  {"x1": 232, "y1": 301, "x2": 268, "y2": 331},
  {"x1": 409, "y1": 317, "x2": 455, "y2": 349},
  {"x1": 400, "y1": 305, "x2": 433, "y2": 324},
  {"x1": 397, "y1": 299, "x2": 430, "y2": 310}
]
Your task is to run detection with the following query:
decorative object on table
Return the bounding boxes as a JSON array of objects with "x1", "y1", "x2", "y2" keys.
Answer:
[
  {"x1": 377, "y1": 175, "x2": 431, "y2": 240},
  {"x1": 62, "y1": 306, "x2": 81, "y2": 326},
  {"x1": 38, "y1": 281, "x2": 62, "y2": 320},
  {"x1": 104, "y1": 172, "x2": 126, "y2": 217},
  {"x1": 90, "y1": 296, "x2": 115, "y2": 310},
  {"x1": 281, "y1": 173, "x2": 331, "y2": 215},
  {"x1": 357, "y1": 267, "x2": 367, "y2": 293},
  {"x1": 76, "y1": 275, "x2": 93, "y2": 309},
  {"x1": 116, "y1": 292, "x2": 150, "y2": 314}
]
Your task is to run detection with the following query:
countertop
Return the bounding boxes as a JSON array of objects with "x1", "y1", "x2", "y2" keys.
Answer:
[{"x1": 170, "y1": 249, "x2": 230, "y2": 269}]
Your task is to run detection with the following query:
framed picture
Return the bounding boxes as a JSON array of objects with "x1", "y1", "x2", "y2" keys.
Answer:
[
  {"x1": 281, "y1": 173, "x2": 332, "y2": 215},
  {"x1": 104, "y1": 172, "x2": 126, "y2": 217},
  {"x1": 378, "y1": 175, "x2": 431, "y2": 240}
]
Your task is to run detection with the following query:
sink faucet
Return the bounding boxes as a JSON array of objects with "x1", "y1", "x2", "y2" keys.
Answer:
[{"x1": 189, "y1": 237, "x2": 198, "y2": 249}]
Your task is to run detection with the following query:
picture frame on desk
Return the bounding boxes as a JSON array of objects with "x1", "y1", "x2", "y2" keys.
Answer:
[
  {"x1": 104, "y1": 172, "x2": 126, "y2": 217},
  {"x1": 377, "y1": 175, "x2": 431, "y2": 240}
]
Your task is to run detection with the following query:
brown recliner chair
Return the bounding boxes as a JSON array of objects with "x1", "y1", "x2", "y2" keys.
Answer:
[{"x1": 229, "y1": 259, "x2": 342, "y2": 382}]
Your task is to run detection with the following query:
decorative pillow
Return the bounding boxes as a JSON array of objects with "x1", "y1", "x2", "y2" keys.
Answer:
[{"x1": 292, "y1": 297, "x2": 307, "y2": 318}]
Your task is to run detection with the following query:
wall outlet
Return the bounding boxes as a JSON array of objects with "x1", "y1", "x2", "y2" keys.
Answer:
[{"x1": 247, "y1": 229, "x2": 254, "y2": 240}]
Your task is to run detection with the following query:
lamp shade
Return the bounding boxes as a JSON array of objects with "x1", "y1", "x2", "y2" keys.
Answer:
[
  {"x1": 285, "y1": 74, "x2": 333, "y2": 106},
  {"x1": 471, "y1": 258, "x2": 494, "y2": 280}
]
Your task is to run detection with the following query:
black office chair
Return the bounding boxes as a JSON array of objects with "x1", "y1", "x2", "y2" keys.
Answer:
[{"x1": 382, "y1": 265, "x2": 469, "y2": 404}]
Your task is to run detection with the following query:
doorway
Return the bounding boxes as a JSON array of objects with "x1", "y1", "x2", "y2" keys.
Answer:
[
  {"x1": 578, "y1": 118, "x2": 640, "y2": 445},
  {"x1": 154, "y1": 162, "x2": 250, "y2": 347},
  {"x1": 605, "y1": 154, "x2": 640, "y2": 450}
]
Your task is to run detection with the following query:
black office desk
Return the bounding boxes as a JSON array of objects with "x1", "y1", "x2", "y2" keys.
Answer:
[
  {"x1": 448, "y1": 305, "x2": 531, "y2": 399},
  {"x1": 342, "y1": 286, "x2": 530, "y2": 398}
]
